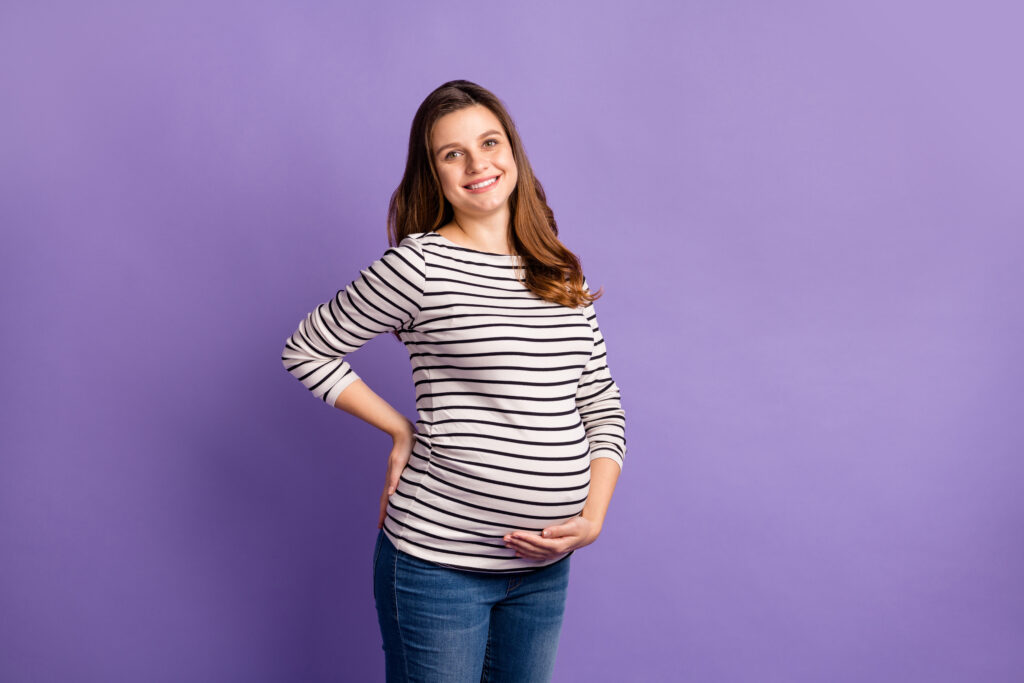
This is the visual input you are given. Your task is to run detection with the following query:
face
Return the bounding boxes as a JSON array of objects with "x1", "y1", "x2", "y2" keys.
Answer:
[{"x1": 430, "y1": 104, "x2": 518, "y2": 219}]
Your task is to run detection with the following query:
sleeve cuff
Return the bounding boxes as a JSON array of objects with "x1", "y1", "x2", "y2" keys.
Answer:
[
  {"x1": 324, "y1": 370, "x2": 360, "y2": 408},
  {"x1": 589, "y1": 450, "x2": 624, "y2": 472}
]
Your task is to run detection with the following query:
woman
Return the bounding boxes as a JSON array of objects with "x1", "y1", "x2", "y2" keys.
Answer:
[{"x1": 281, "y1": 80, "x2": 626, "y2": 683}]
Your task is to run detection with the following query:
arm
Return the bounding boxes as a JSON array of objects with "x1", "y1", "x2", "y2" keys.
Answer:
[
  {"x1": 333, "y1": 377, "x2": 417, "y2": 528},
  {"x1": 573, "y1": 276, "x2": 627, "y2": 529},
  {"x1": 580, "y1": 457, "x2": 621, "y2": 534},
  {"x1": 505, "y1": 278, "x2": 627, "y2": 558},
  {"x1": 282, "y1": 238, "x2": 427, "y2": 528},
  {"x1": 332, "y1": 377, "x2": 415, "y2": 441},
  {"x1": 281, "y1": 236, "x2": 426, "y2": 423},
  {"x1": 574, "y1": 278, "x2": 627, "y2": 469}
]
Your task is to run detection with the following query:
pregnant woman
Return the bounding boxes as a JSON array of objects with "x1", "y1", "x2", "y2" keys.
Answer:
[{"x1": 281, "y1": 79, "x2": 627, "y2": 683}]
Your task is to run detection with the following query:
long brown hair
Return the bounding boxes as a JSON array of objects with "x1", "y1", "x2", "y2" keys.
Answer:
[{"x1": 386, "y1": 79, "x2": 602, "y2": 311}]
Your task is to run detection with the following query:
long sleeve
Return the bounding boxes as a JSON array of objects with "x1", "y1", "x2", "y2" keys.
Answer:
[
  {"x1": 281, "y1": 236, "x2": 426, "y2": 408},
  {"x1": 574, "y1": 278, "x2": 627, "y2": 472}
]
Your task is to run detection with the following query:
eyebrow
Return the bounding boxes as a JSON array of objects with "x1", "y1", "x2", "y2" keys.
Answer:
[{"x1": 434, "y1": 129, "x2": 504, "y2": 156}]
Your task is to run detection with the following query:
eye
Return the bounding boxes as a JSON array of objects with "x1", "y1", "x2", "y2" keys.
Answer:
[{"x1": 442, "y1": 139, "x2": 499, "y2": 161}]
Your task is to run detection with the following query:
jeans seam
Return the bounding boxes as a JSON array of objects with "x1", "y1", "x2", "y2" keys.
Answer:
[
  {"x1": 480, "y1": 619, "x2": 494, "y2": 683},
  {"x1": 373, "y1": 532, "x2": 384, "y2": 597},
  {"x1": 392, "y1": 542, "x2": 410, "y2": 682}
]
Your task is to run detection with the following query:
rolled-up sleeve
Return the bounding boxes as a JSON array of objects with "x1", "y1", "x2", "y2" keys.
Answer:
[
  {"x1": 574, "y1": 278, "x2": 627, "y2": 472},
  {"x1": 281, "y1": 236, "x2": 426, "y2": 408}
]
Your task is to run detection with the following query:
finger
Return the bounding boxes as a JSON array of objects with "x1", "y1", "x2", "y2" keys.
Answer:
[
  {"x1": 505, "y1": 537, "x2": 548, "y2": 558},
  {"x1": 503, "y1": 530, "x2": 563, "y2": 558},
  {"x1": 508, "y1": 532, "x2": 559, "y2": 552},
  {"x1": 387, "y1": 462, "x2": 405, "y2": 495},
  {"x1": 512, "y1": 542, "x2": 559, "y2": 560},
  {"x1": 540, "y1": 524, "x2": 569, "y2": 539},
  {"x1": 504, "y1": 530, "x2": 553, "y2": 547},
  {"x1": 545, "y1": 515, "x2": 586, "y2": 537}
]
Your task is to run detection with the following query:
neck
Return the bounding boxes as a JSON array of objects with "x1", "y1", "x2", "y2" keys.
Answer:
[{"x1": 451, "y1": 209, "x2": 513, "y2": 253}]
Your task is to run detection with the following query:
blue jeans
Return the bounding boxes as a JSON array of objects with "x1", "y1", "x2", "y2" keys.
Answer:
[{"x1": 372, "y1": 529, "x2": 571, "y2": 682}]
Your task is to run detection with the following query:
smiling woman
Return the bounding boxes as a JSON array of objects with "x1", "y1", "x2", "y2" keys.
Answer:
[
  {"x1": 430, "y1": 105, "x2": 520, "y2": 247},
  {"x1": 280, "y1": 79, "x2": 626, "y2": 683}
]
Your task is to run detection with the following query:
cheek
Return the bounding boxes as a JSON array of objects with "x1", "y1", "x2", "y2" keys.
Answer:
[
  {"x1": 503, "y1": 153, "x2": 518, "y2": 178},
  {"x1": 439, "y1": 169, "x2": 462, "y2": 194}
]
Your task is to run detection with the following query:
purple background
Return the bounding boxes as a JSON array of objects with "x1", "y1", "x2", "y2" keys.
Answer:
[{"x1": 3, "y1": 1, "x2": 1022, "y2": 681}]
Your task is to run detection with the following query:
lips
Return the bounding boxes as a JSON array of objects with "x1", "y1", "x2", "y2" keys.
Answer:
[{"x1": 463, "y1": 174, "x2": 500, "y2": 190}]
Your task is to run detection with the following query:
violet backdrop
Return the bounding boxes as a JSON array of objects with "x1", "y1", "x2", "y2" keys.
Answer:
[{"x1": 2, "y1": 1, "x2": 1022, "y2": 681}]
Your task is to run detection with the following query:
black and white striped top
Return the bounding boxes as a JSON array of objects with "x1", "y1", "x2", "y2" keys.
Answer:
[{"x1": 281, "y1": 230, "x2": 626, "y2": 573}]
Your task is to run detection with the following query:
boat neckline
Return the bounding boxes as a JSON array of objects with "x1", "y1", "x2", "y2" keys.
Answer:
[{"x1": 428, "y1": 231, "x2": 519, "y2": 258}]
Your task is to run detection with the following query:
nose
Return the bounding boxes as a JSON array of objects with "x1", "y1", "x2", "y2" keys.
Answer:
[{"x1": 465, "y1": 150, "x2": 490, "y2": 174}]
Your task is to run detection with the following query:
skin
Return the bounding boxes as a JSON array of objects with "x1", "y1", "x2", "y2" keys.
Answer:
[
  {"x1": 335, "y1": 103, "x2": 621, "y2": 563},
  {"x1": 431, "y1": 104, "x2": 519, "y2": 254}
]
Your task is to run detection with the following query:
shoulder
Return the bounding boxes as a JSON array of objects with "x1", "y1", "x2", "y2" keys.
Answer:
[
  {"x1": 396, "y1": 231, "x2": 449, "y2": 265},
  {"x1": 380, "y1": 232, "x2": 429, "y2": 263},
  {"x1": 394, "y1": 232, "x2": 435, "y2": 257},
  {"x1": 400, "y1": 231, "x2": 436, "y2": 248},
  {"x1": 368, "y1": 234, "x2": 428, "y2": 285}
]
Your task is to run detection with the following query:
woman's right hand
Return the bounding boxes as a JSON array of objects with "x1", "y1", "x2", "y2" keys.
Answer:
[{"x1": 378, "y1": 425, "x2": 416, "y2": 529}]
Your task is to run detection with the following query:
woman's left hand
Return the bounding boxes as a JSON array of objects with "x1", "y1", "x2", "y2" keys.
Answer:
[{"x1": 503, "y1": 515, "x2": 601, "y2": 561}]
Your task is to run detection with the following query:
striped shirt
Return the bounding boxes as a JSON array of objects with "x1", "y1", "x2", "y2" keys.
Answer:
[{"x1": 281, "y1": 230, "x2": 626, "y2": 573}]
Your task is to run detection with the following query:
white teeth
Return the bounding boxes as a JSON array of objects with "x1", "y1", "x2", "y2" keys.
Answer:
[{"x1": 466, "y1": 176, "x2": 497, "y2": 190}]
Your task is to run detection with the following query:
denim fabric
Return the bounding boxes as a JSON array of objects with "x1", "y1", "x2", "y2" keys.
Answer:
[{"x1": 372, "y1": 529, "x2": 571, "y2": 682}]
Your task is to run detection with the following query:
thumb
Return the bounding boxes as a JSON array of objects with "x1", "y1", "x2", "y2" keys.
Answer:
[
  {"x1": 388, "y1": 470, "x2": 402, "y2": 496},
  {"x1": 541, "y1": 523, "x2": 571, "y2": 539}
]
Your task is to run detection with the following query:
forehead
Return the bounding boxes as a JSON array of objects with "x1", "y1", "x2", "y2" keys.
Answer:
[{"x1": 431, "y1": 105, "x2": 504, "y2": 142}]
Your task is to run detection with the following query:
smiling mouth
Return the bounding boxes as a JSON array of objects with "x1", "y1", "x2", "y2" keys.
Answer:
[{"x1": 464, "y1": 175, "x2": 500, "y2": 190}]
